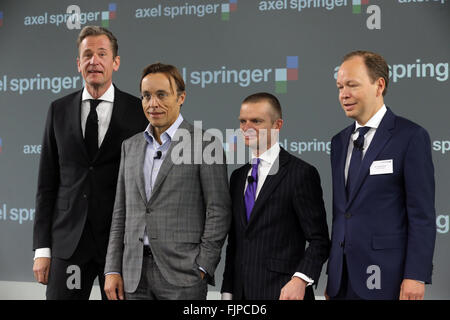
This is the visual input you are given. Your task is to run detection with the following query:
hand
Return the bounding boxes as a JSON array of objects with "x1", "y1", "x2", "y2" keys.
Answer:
[
  {"x1": 279, "y1": 277, "x2": 306, "y2": 300},
  {"x1": 200, "y1": 271, "x2": 205, "y2": 280},
  {"x1": 104, "y1": 274, "x2": 125, "y2": 300},
  {"x1": 324, "y1": 289, "x2": 330, "y2": 300},
  {"x1": 399, "y1": 279, "x2": 425, "y2": 300},
  {"x1": 33, "y1": 257, "x2": 51, "y2": 285}
]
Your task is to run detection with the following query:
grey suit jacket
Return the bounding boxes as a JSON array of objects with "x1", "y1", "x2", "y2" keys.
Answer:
[{"x1": 104, "y1": 120, "x2": 232, "y2": 293}]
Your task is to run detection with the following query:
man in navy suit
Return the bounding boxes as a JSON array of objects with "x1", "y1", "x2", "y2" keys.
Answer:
[
  {"x1": 326, "y1": 50, "x2": 436, "y2": 300},
  {"x1": 221, "y1": 92, "x2": 330, "y2": 300}
]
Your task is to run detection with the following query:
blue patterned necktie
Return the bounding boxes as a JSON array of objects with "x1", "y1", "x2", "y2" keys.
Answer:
[
  {"x1": 346, "y1": 126, "x2": 371, "y2": 198},
  {"x1": 244, "y1": 158, "x2": 260, "y2": 221}
]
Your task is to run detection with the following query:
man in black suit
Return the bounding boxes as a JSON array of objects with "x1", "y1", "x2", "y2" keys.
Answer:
[
  {"x1": 221, "y1": 92, "x2": 330, "y2": 300},
  {"x1": 32, "y1": 26, "x2": 147, "y2": 299}
]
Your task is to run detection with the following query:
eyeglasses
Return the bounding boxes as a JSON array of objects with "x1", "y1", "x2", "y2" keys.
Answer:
[{"x1": 140, "y1": 92, "x2": 169, "y2": 103}]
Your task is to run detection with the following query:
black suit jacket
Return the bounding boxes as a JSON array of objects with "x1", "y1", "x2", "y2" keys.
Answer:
[
  {"x1": 33, "y1": 85, "x2": 148, "y2": 260},
  {"x1": 221, "y1": 147, "x2": 330, "y2": 300}
]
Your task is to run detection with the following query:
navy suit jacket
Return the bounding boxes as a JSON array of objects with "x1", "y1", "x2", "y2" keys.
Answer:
[
  {"x1": 326, "y1": 107, "x2": 436, "y2": 299},
  {"x1": 222, "y1": 147, "x2": 330, "y2": 300}
]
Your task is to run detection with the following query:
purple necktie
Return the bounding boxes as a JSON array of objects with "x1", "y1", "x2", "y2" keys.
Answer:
[{"x1": 244, "y1": 158, "x2": 260, "y2": 221}]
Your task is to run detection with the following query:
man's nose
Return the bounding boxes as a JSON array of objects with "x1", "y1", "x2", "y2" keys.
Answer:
[
  {"x1": 241, "y1": 121, "x2": 251, "y2": 132},
  {"x1": 89, "y1": 54, "x2": 99, "y2": 65},
  {"x1": 149, "y1": 95, "x2": 159, "y2": 107},
  {"x1": 340, "y1": 88, "x2": 350, "y2": 100}
]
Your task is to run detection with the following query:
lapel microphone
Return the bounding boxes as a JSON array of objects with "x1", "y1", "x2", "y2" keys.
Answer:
[
  {"x1": 154, "y1": 151, "x2": 162, "y2": 159},
  {"x1": 247, "y1": 176, "x2": 255, "y2": 183}
]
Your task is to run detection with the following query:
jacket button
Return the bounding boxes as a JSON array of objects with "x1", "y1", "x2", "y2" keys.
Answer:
[
  {"x1": 345, "y1": 213, "x2": 352, "y2": 219},
  {"x1": 340, "y1": 241, "x2": 344, "y2": 248}
]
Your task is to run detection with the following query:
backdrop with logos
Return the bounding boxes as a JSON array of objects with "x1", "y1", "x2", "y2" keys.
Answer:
[{"x1": 0, "y1": 0, "x2": 448, "y2": 299}]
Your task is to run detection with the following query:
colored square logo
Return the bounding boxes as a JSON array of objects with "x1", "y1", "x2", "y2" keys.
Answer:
[
  {"x1": 287, "y1": 56, "x2": 298, "y2": 69},
  {"x1": 275, "y1": 81, "x2": 287, "y2": 94},
  {"x1": 0, "y1": 138, "x2": 3, "y2": 153},
  {"x1": 230, "y1": 0, "x2": 237, "y2": 11},
  {"x1": 222, "y1": 3, "x2": 230, "y2": 13},
  {"x1": 225, "y1": 135, "x2": 237, "y2": 152},
  {"x1": 275, "y1": 68, "x2": 287, "y2": 81},
  {"x1": 0, "y1": 11, "x2": 3, "y2": 27},
  {"x1": 353, "y1": 0, "x2": 369, "y2": 14},
  {"x1": 287, "y1": 69, "x2": 298, "y2": 81},
  {"x1": 110, "y1": 11, "x2": 116, "y2": 19},
  {"x1": 109, "y1": 3, "x2": 117, "y2": 12},
  {"x1": 102, "y1": 11, "x2": 109, "y2": 20}
]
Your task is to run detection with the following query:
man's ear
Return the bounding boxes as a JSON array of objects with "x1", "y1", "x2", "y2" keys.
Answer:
[
  {"x1": 376, "y1": 77, "x2": 385, "y2": 97},
  {"x1": 113, "y1": 55, "x2": 121, "y2": 72},
  {"x1": 177, "y1": 91, "x2": 186, "y2": 106}
]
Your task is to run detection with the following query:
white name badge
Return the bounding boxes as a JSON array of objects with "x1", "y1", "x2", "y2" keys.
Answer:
[{"x1": 370, "y1": 159, "x2": 393, "y2": 175}]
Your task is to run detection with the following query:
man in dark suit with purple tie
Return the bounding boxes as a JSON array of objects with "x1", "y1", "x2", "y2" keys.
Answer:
[{"x1": 221, "y1": 92, "x2": 330, "y2": 300}]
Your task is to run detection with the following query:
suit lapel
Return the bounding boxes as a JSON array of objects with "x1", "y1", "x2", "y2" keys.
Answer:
[
  {"x1": 346, "y1": 108, "x2": 395, "y2": 208},
  {"x1": 337, "y1": 124, "x2": 355, "y2": 205},
  {"x1": 247, "y1": 148, "x2": 289, "y2": 226},
  {"x1": 70, "y1": 90, "x2": 90, "y2": 161},
  {"x1": 95, "y1": 85, "x2": 123, "y2": 162},
  {"x1": 134, "y1": 135, "x2": 148, "y2": 204},
  {"x1": 237, "y1": 163, "x2": 251, "y2": 227}
]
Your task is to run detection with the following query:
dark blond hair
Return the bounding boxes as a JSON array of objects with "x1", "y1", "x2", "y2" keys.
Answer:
[
  {"x1": 140, "y1": 63, "x2": 185, "y2": 95},
  {"x1": 77, "y1": 26, "x2": 118, "y2": 58},
  {"x1": 342, "y1": 50, "x2": 389, "y2": 96}
]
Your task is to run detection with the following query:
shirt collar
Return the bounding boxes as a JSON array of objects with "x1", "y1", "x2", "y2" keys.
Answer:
[
  {"x1": 354, "y1": 104, "x2": 387, "y2": 132},
  {"x1": 251, "y1": 142, "x2": 280, "y2": 166},
  {"x1": 81, "y1": 83, "x2": 115, "y2": 103},
  {"x1": 144, "y1": 114, "x2": 184, "y2": 146}
]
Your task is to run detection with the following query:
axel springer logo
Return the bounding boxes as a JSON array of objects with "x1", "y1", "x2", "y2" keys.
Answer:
[
  {"x1": 224, "y1": 135, "x2": 238, "y2": 152},
  {"x1": 222, "y1": 0, "x2": 237, "y2": 21},
  {"x1": 102, "y1": 3, "x2": 117, "y2": 27},
  {"x1": 66, "y1": 3, "x2": 117, "y2": 29},
  {"x1": 0, "y1": 11, "x2": 3, "y2": 27},
  {"x1": 351, "y1": 0, "x2": 381, "y2": 29},
  {"x1": 275, "y1": 56, "x2": 298, "y2": 93},
  {"x1": 135, "y1": 0, "x2": 237, "y2": 21},
  {"x1": 23, "y1": 3, "x2": 117, "y2": 29},
  {"x1": 352, "y1": 0, "x2": 369, "y2": 13},
  {"x1": 182, "y1": 56, "x2": 298, "y2": 93}
]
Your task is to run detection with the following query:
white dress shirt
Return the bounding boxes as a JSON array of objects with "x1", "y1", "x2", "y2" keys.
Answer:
[
  {"x1": 142, "y1": 114, "x2": 184, "y2": 244},
  {"x1": 34, "y1": 84, "x2": 115, "y2": 260},
  {"x1": 344, "y1": 105, "x2": 387, "y2": 183},
  {"x1": 80, "y1": 84, "x2": 115, "y2": 145}
]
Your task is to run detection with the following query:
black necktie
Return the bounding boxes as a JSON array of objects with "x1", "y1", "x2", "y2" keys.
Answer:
[
  {"x1": 346, "y1": 126, "x2": 371, "y2": 198},
  {"x1": 85, "y1": 99, "x2": 101, "y2": 160}
]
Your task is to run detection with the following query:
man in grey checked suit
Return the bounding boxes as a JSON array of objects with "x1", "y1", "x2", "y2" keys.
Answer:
[{"x1": 104, "y1": 63, "x2": 232, "y2": 300}]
